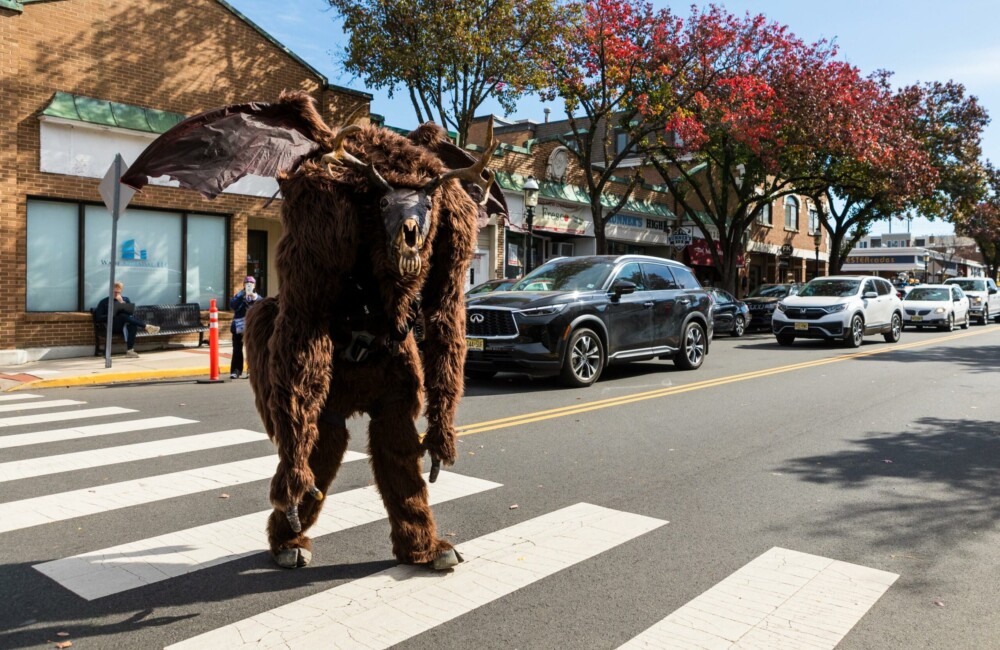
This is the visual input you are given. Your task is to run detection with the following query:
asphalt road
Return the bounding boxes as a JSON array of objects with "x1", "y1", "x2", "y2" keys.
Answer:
[{"x1": 2, "y1": 324, "x2": 999, "y2": 649}]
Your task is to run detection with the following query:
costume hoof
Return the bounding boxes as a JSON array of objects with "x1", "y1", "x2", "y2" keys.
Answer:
[
  {"x1": 274, "y1": 547, "x2": 312, "y2": 569},
  {"x1": 432, "y1": 548, "x2": 463, "y2": 571},
  {"x1": 308, "y1": 485, "x2": 324, "y2": 501}
]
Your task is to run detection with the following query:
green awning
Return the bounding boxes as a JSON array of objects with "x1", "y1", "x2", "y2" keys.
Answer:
[
  {"x1": 493, "y1": 170, "x2": 674, "y2": 219},
  {"x1": 41, "y1": 92, "x2": 186, "y2": 134}
]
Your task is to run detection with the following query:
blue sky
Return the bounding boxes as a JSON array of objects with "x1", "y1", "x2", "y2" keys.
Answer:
[{"x1": 227, "y1": 0, "x2": 1000, "y2": 236}]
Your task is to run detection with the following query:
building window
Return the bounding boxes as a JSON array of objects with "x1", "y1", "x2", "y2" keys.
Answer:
[
  {"x1": 871, "y1": 238, "x2": 881, "y2": 248},
  {"x1": 784, "y1": 196, "x2": 799, "y2": 231},
  {"x1": 915, "y1": 238, "x2": 926, "y2": 247},
  {"x1": 857, "y1": 242, "x2": 867, "y2": 249},
  {"x1": 808, "y1": 207, "x2": 819, "y2": 235},
  {"x1": 615, "y1": 131, "x2": 636, "y2": 157},
  {"x1": 756, "y1": 202, "x2": 772, "y2": 226},
  {"x1": 27, "y1": 199, "x2": 228, "y2": 312}
]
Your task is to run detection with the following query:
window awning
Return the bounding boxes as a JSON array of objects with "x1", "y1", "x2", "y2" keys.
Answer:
[{"x1": 40, "y1": 92, "x2": 186, "y2": 134}]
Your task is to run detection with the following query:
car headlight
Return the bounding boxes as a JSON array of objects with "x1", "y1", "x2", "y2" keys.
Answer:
[
  {"x1": 776, "y1": 302, "x2": 786, "y2": 312},
  {"x1": 934, "y1": 307, "x2": 946, "y2": 314},
  {"x1": 516, "y1": 303, "x2": 569, "y2": 317},
  {"x1": 824, "y1": 304, "x2": 848, "y2": 313},
  {"x1": 972, "y1": 296, "x2": 982, "y2": 303}
]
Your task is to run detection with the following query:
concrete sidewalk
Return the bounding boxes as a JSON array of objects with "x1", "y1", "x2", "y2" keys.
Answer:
[{"x1": 0, "y1": 345, "x2": 238, "y2": 392}]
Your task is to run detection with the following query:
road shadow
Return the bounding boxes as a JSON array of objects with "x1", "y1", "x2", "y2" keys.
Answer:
[
  {"x1": 851, "y1": 344, "x2": 1000, "y2": 374},
  {"x1": 775, "y1": 417, "x2": 1000, "y2": 559}
]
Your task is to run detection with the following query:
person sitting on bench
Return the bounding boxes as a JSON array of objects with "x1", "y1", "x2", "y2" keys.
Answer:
[{"x1": 94, "y1": 281, "x2": 160, "y2": 358}]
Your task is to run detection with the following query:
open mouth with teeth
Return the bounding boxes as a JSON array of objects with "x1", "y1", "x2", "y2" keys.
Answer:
[{"x1": 395, "y1": 219, "x2": 424, "y2": 277}]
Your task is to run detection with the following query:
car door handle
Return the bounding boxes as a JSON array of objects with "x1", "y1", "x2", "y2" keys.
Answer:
[
  {"x1": 643, "y1": 301, "x2": 654, "y2": 308},
  {"x1": 677, "y1": 298, "x2": 691, "y2": 304}
]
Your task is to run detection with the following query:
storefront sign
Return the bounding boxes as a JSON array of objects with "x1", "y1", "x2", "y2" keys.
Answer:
[
  {"x1": 848, "y1": 255, "x2": 917, "y2": 265},
  {"x1": 669, "y1": 229, "x2": 692, "y2": 251}
]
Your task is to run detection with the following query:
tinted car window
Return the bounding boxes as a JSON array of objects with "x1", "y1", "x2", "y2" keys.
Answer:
[
  {"x1": 748, "y1": 284, "x2": 793, "y2": 298},
  {"x1": 614, "y1": 263, "x2": 645, "y2": 290},
  {"x1": 862, "y1": 279, "x2": 878, "y2": 295},
  {"x1": 948, "y1": 279, "x2": 986, "y2": 292},
  {"x1": 643, "y1": 263, "x2": 678, "y2": 290},
  {"x1": 906, "y1": 287, "x2": 950, "y2": 301},
  {"x1": 670, "y1": 265, "x2": 701, "y2": 290},
  {"x1": 798, "y1": 279, "x2": 860, "y2": 297},
  {"x1": 711, "y1": 289, "x2": 732, "y2": 304},
  {"x1": 876, "y1": 280, "x2": 892, "y2": 296},
  {"x1": 511, "y1": 258, "x2": 614, "y2": 291}
]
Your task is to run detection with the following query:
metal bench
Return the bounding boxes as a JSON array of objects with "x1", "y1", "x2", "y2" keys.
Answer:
[{"x1": 91, "y1": 302, "x2": 209, "y2": 356}]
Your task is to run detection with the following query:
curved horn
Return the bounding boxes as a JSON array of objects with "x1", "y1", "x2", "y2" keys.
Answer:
[
  {"x1": 321, "y1": 124, "x2": 392, "y2": 192},
  {"x1": 424, "y1": 117, "x2": 498, "y2": 203}
]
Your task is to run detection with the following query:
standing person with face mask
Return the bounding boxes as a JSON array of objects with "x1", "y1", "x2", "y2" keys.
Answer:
[{"x1": 229, "y1": 276, "x2": 262, "y2": 379}]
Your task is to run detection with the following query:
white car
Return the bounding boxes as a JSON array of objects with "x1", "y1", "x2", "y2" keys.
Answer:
[
  {"x1": 902, "y1": 284, "x2": 970, "y2": 331},
  {"x1": 943, "y1": 277, "x2": 1000, "y2": 325},
  {"x1": 772, "y1": 275, "x2": 903, "y2": 347}
]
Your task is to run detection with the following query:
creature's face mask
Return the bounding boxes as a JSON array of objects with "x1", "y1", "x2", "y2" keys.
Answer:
[{"x1": 380, "y1": 189, "x2": 433, "y2": 278}]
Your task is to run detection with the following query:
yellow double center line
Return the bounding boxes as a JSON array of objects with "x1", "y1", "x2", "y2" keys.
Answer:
[{"x1": 456, "y1": 328, "x2": 989, "y2": 437}]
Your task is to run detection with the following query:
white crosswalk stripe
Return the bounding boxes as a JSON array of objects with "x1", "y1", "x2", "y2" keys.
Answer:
[
  {"x1": 0, "y1": 406, "x2": 136, "y2": 428},
  {"x1": 0, "y1": 452, "x2": 366, "y2": 534},
  {"x1": 167, "y1": 503, "x2": 666, "y2": 650},
  {"x1": 34, "y1": 471, "x2": 502, "y2": 600},
  {"x1": 0, "y1": 415, "x2": 198, "y2": 449},
  {"x1": 0, "y1": 398, "x2": 85, "y2": 413},
  {"x1": 617, "y1": 547, "x2": 898, "y2": 650},
  {"x1": 0, "y1": 393, "x2": 45, "y2": 402},
  {"x1": 0, "y1": 429, "x2": 268, "y2": 482}
]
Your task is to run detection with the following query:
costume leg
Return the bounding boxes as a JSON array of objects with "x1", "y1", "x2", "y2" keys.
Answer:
[
  {"x1": 267, "y1": 407, "x2": 350, "y2": 567},
  {"x1": 367, "y1": 363, "x2": 454, "y2": 565}
]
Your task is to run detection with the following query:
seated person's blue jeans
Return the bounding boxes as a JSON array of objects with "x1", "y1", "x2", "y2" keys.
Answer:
[{"x1": 116, "y1": 315, "x2": 147, "y2": 350}]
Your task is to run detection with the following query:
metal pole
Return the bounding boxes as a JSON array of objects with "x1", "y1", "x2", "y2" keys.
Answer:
[
  {"x1": 525, "y1": 206, "x2": 534, "y2": 275},
  {"x1": 815, "y1": 244, "x2": 819, "y2": 279},
  {"x1": 104, "y1": 154, "x2": 123, "y2": 369}
]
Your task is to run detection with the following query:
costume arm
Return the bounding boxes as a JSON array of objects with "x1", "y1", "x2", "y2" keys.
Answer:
[{"x1": 419, "y1": 192, "x2": 478, "y2": 466}]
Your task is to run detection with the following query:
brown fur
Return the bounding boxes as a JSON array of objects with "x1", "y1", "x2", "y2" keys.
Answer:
[{"x1": 245, "y1": 97, "x2": 477, "y2": 566}]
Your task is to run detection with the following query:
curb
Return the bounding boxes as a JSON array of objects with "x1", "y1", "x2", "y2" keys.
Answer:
[{"x1": 5, "y1": 364, "x2": 234, "y2": 391}]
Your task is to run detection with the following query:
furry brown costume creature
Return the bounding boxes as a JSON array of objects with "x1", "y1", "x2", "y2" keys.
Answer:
[{"x1": 122, "y1": 92, "x2": 504, "y2": 570}]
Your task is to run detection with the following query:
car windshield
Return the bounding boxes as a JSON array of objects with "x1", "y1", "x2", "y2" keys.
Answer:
[
  {"x1": 798, "y1": 279, "x2": 861, "y2": 297},
  {"x1": 906, "y1": 288, "x2": 950, "y2": 301},
  {"x1": 949, "y1": 279, "x2": 986, "y2": 292},
  {"x1": 748, "y1": 284, "x2": 792, "y2": 298},
  {"x1": 510, "y1": 259, "x2": 615, "y2": 292}
]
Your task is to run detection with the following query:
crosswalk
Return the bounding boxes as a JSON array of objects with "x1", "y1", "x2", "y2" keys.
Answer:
[{"x1": 0, "y1": 391, "x2": 898, "y2": 649}]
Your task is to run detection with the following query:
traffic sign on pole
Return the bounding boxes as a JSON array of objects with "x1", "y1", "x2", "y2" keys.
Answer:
[{"x1": 99, "y1": 154, "x2": 135, "y2": 369}]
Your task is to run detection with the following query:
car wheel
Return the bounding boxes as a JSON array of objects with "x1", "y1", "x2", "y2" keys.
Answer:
[
  {"x1": 559, "y1": 327, "x2": 604, "y2": 387},
  {"x1": 674, "y1": 321, "x2": 707, "y2": 370},
  {"x1": 883, "y1": 313, "x2": 902, "y2": 343},
  {"x1": 776, "y1": 332, "x2": 795, "y2": 346},
  {"x1": 845, "y1": 314, "x2": 864, "y2": 348},
  {"x1": 981, "y1": 307, "x2": 989, "y2": 325},
  {"x1": 940, "y1": 313, "x2": 954, "y2": 332},
  {"x1": 962, "y1": 311, "x2": 970, "y2": 329},
  {"x1": 732, "y1": 315, "x2": 746, "y2": 337},
  {"x1": 465, "y1": 369, "x2": 497, "y2": 381}
]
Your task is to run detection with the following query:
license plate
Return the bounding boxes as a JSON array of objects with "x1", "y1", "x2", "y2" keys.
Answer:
[
  {"x1": 794, "y1": 322, "x2": 809, "y2": 331},
  {"x1": 911, "y1": 316, "x2": 922, "y2": 322},
  {"x1": 466, "y1": 338, "x2": 484, "y2": 351}
]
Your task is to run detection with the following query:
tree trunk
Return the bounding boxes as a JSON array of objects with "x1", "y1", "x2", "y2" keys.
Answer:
[
  {"x1": 828, "y1": 230, "x2": 847, "y2": 275},
  {"x1": 592, "y1": 202, "x2": 607, "y2": 254}
]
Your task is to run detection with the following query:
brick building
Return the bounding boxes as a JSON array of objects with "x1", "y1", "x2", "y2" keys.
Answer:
[{"x1": 0, "y1": 0, "x2": 370, "y2": 364}]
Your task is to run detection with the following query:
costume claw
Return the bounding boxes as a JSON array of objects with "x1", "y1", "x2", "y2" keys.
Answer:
[
  {"x1": 275, "y1": 547, "x2": 312, "y2": 569},
  {"x1": 431, "y1": 548, "x2": 463, "y2": 571},
  {"x1": 308, "y1": 485, "x2": 324, "y2": 501},
  {"x1": 429, "y1": 457, "x2": 441, "y2": 483},
  {"x1": 286, "y1": 504, "x2": 302, "y2": 533}
]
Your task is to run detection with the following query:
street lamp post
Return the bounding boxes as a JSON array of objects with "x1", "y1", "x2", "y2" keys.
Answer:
[
  {"x1": 813, "y1": 228, "x2": 822, "y2": 279},
  {"x1": 523, "y1": 175, "x2": 539, "y2": 275}
]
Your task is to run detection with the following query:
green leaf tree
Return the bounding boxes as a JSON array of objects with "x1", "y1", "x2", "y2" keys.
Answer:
[{"x1": 327, "y1": 0, "x2": 566, "y2": 146}]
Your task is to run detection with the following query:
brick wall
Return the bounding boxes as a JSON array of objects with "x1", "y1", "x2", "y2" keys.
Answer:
[{"x1": 2, "y1": 0, "x2": 368, "y2": 350}]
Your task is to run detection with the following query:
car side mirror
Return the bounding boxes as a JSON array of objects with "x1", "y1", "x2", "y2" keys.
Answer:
[
  {"x1": 863, "y1": 291, "x2": 878, "y2": 299},
  {"x1": 990, "y1": 287, "x2": 998, "y2": 294},
  {"x1": 610, "y1": 279, "x2": 637, "y2": 300}
]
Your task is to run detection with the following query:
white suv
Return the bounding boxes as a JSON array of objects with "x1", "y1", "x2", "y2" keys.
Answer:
[
  {"x1": 943, "y1": 277, "x2": 1000, "y2": 325},
  {"x1": 772, "y1": 275, "x2": 903, "y2": 347}
]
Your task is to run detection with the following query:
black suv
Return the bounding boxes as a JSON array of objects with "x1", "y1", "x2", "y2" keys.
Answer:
[
  {"x1": 464, "y1": 255, "x2": 713, "y2": 387},
  {"x1": 743, "y1": 283, "x2": 802, "y2": 331}
]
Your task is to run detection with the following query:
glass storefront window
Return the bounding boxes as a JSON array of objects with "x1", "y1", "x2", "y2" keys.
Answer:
[
  {"x1": 186, "y1": 214, "x2": 227, "y2": 309},
  {"x1": 26, "y1": 199, "x2": 230, "y2": 312},
  {"x1": 27, "y1": 201, "x2": 79, "y2": 312}
]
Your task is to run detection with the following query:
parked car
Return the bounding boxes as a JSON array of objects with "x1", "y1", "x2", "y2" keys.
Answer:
[
  {"x1": 902, "y1": 284, "x2": 970, "y2": 330},
  {"x1": 708, "y1": 288, "x2": 750, "y2": 337},
  {"x1": 743, "y1": 283, "x2": 803, "y2": 331},
  {"x1": 772, "y1": 275, "x2": 904, "y2": 347},
  {"x1": 943, "y1": 277, "x2": 1000, "y2": 325},
  {"x1": 463, "y1": 255, "x2": 714, "y2": 387},
  {"x1": 466, "y1": 278, "x2": 517, "y2": 296}
]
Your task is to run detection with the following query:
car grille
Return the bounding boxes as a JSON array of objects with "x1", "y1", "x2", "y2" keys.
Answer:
[
  {"x1": 784, "y1": 307, "x2": 826, "y2": 320},
  {"x1": 466, "y1": 309, "x2": 517, "y2": 337},
  {"x1": 748, "y1": 303, "x2": 772, "y2": 311},
  {"x1": 905, "y1": 309, "x2": 931, "y2": 316}
]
